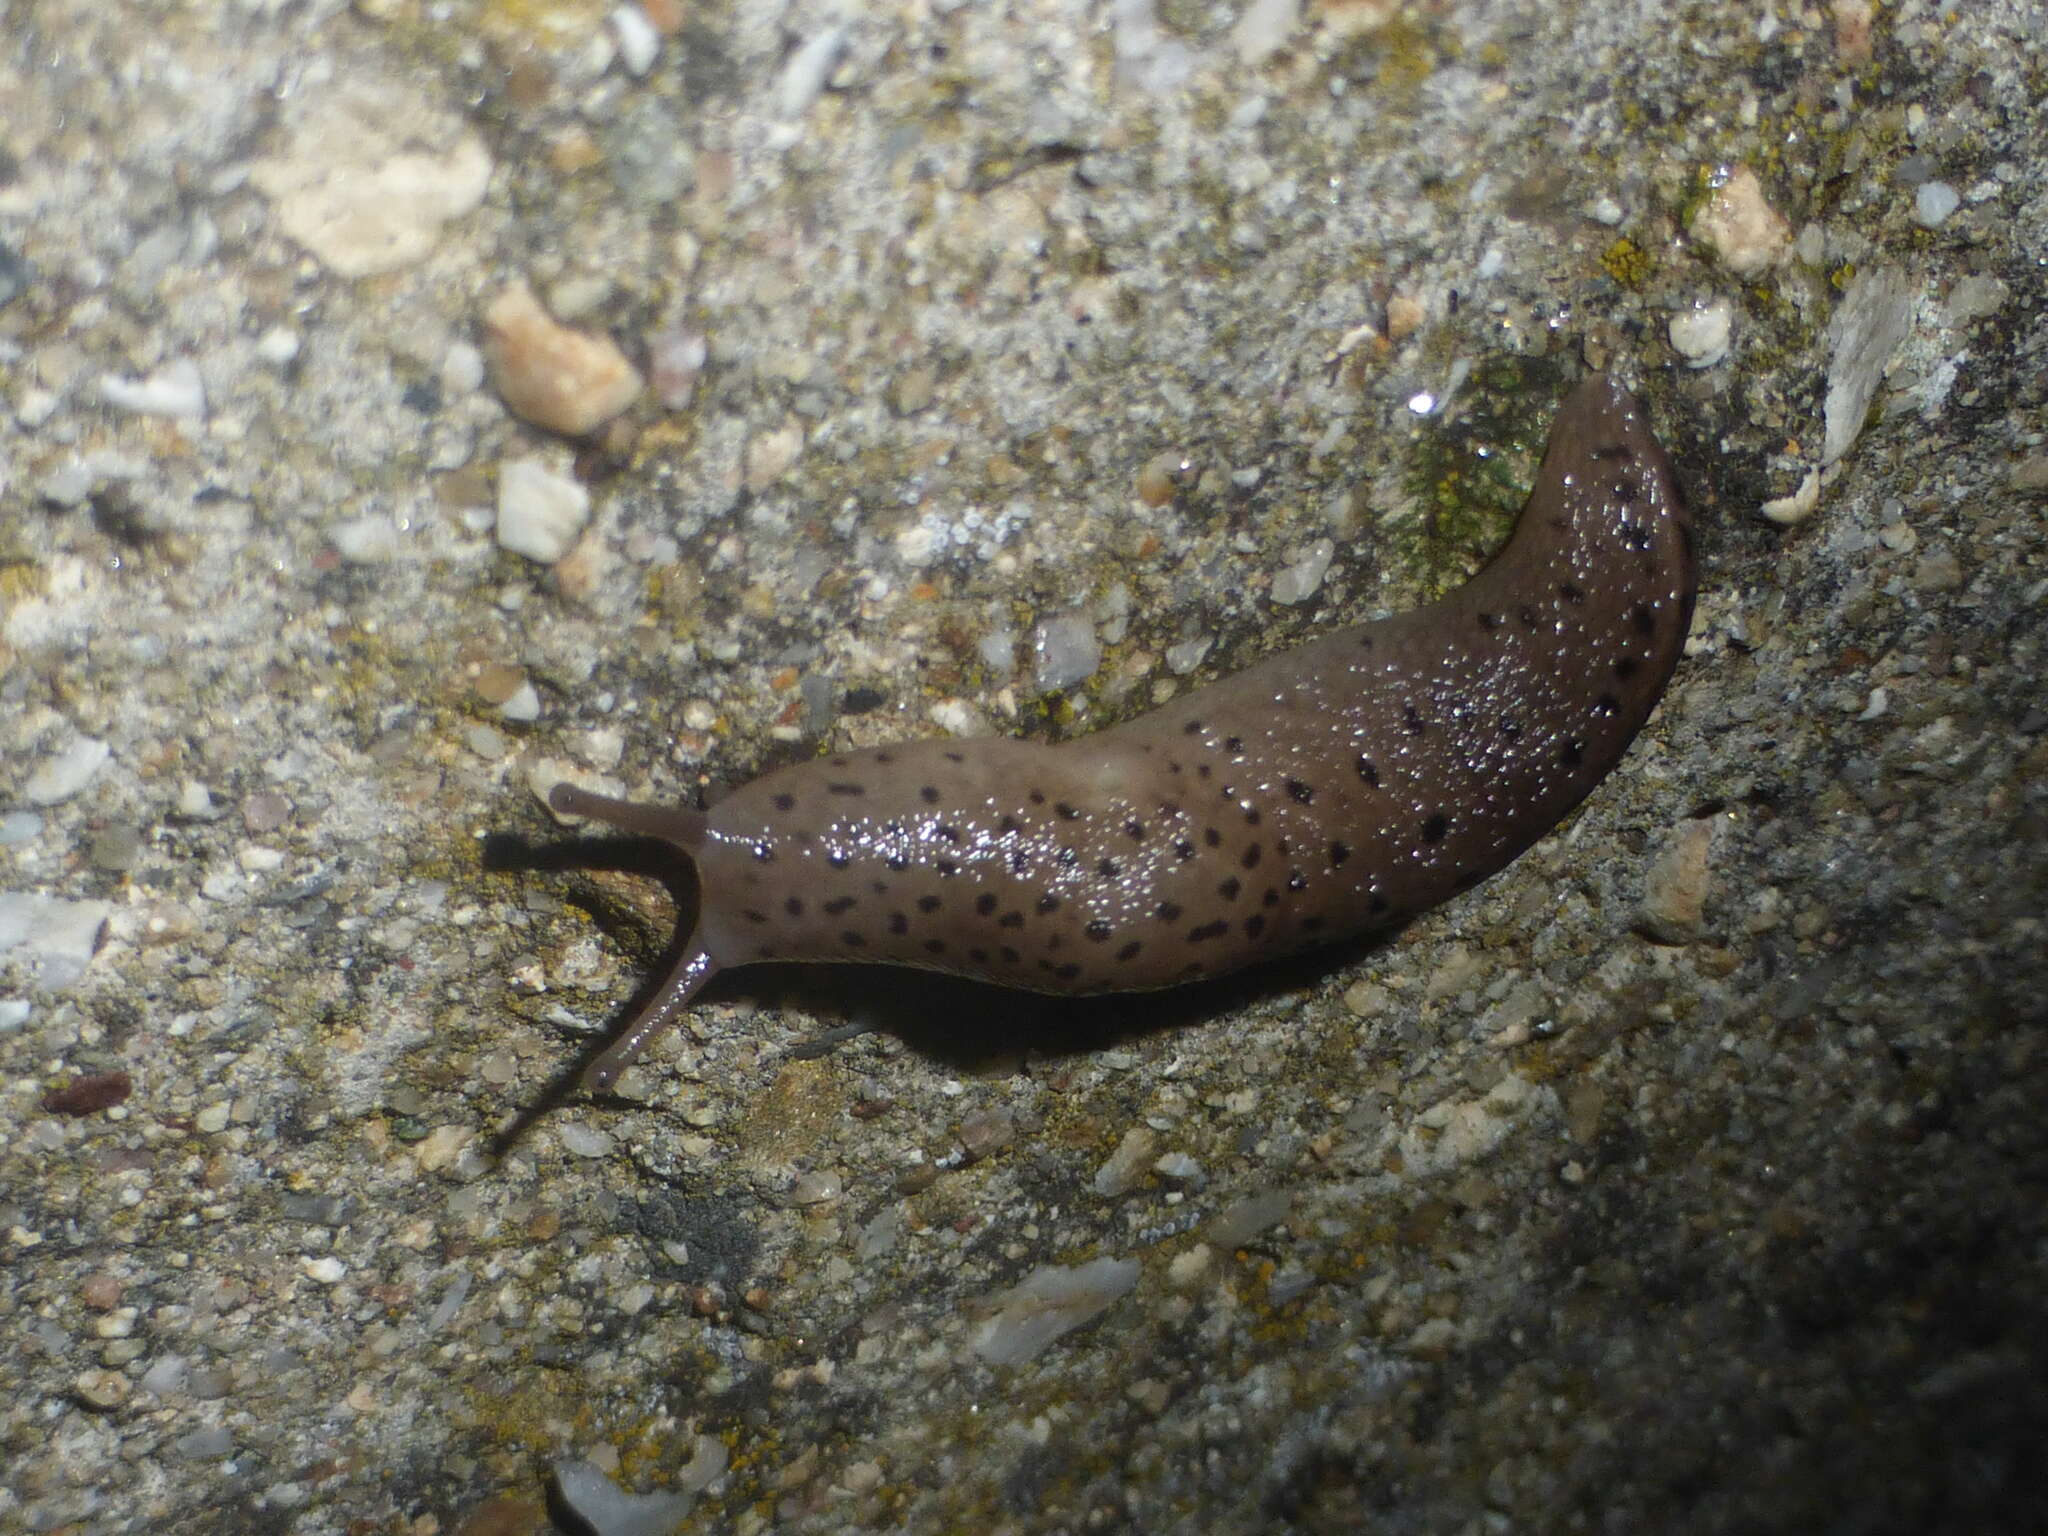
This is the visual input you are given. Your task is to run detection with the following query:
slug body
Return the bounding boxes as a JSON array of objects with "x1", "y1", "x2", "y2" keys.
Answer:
[{"x1": 551, "y1": 375, "x2": 1694, "y2": 1091}]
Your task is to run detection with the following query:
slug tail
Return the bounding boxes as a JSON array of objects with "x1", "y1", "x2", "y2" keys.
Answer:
[{"x1": 549, "y1": 782, "x2": 707, "y2": 848}]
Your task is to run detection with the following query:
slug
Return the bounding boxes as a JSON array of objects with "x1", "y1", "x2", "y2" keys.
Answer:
[{"x1": 549, "y1": 373, "x2": 1694, "y2": 1092}]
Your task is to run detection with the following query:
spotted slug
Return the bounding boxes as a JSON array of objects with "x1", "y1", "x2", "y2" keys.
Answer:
[{"x1": 548, "y1": 373, "x2": 1694, "y2": 1092}]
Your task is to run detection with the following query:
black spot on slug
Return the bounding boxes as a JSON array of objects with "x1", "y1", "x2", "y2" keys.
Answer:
[
  {"x1": 999, "y1": 911, "x2": 1024, "y2": 928},
  {"x1": 936, "y1": 859, "x2": 960, "y2": 877},
  {"x1": 1286, "y1": 779, "x2": 1314, "y2": 804},
  {"x1": 1187, "y1": 920, "x2": 1228, "y2": 943},
  {"x1": 1218, "y1": 877, "x2": 1242, "y2": 901},
  {"x1": 1357, "y1": 757, "x2": 1380, "y2": 787},
  {"x1": 889, "y1": 912, "x2": 909, "y2": 934},
  {"x1": 887, "y1": 855, "x2": 909, "y2": 871},
  {"x1": 1204, "y1": 829, "x2": 1223, "y2": 847},
  {"x1": 1098, "y1": 858, "x2": 1121, "y2": 878},
  {"x1": 1242, "y1": 844, "x2": 1263, "y2": 869},
  {"x1": 828, "y1": 782, "x2": 866, "y2": 796},
  {"x1": 1037, "y1": 894, "x2": 1061, "y2": 914},
  {"x1": 1478, "y1": 611, "x2": 1503, "y2": 629},
  {"x1": 1243, "y1": 914, "x2": 1266, "y2": 940},
  {"x1": 1560, "y1": 581, "x2": 1586, "y2": 605},
  {"x1": 773, "y1": 793, "x2": 796, "y2": 811},
  {"x1": 1224, "y1": 735, "x2": 1244, "y2": 753},
  {"x1": 1594, "y1": 693, "x2": 1620, "y2": 717},
  {"x1": 1125, "y1": 819, "x2": 1146, "y2": 840},
  {"x1": 918, "y1": 895, "x2": 942, "y2": 913},
  {"x1": 1287, "y1": 871, "x2": 1308, "y2": 892},
  {"x1": 826, "y1": 851, "x2": 848, "y2": 869},
  {"x1": 1402, "y1": 705, "x2": 1426, "y2": 736},
  {"x1": 743, "y1": 908, "x2": 767, "y2": 923},
  {"x1": 1174, "y1": 839, "x2": 1197, "y2": 860},
  {"x1": 1631, "y1": 603, "x2": 1656, "y2": 636},
  {"x1": 842, "y1": 930, "x2": 866, "y2": 947},
  {"x1": 1155, "y1": 901, "x2": 1183, "y2": 921},
  {"x1": 975, "y1": 893, "x2": 999, "y2": 916},
  {"x1": 1422, "y1": 814, "x2": 1448, "y2": 842},
  {"x1": 1561, "y1": 738, "x2": 1586, "y2": 769},
  {"x1": 920, "y1": 785, "x2": 940, "y2": 803},
  {"x1": 1085, "y1": 920, "x2": 1113, "y2": 942},
  {"x1": 1615, "y1": 655, "x2": 1641, "y2": 679},
  {"x1": 824, "y1": 896, "x2": 856, "y2": 915},
  {"x1": 1056, "y1": 802, "x2": 1081, "y2": 820},
  {"x1": 1329, "y1": 841, "x2": 1351, "y2": 866},
  {"x1": 785, "y1": 897, "x2": 804, "y2": 917},
  {"x1": 1116, "y1": 941, "x2": 1142, "y2": 962}
]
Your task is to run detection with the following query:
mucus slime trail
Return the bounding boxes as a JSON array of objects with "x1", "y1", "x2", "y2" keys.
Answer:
[{"x1": 548, "y1": 374, "x2": 1695, "y2": 1093}]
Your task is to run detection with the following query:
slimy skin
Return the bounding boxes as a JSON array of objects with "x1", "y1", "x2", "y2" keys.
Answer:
[{"x1": 549, "y1": 374, "x2": 1694, "y2": 1092}]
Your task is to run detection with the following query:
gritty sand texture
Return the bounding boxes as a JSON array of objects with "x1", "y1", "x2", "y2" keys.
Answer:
[{"x1": 3, "y1": 1, "x2": 2045, "y2": 1531}]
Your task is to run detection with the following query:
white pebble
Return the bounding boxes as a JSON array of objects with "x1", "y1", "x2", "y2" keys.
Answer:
[
  {"x1": 440, "y1": 340, "x2": 485, "y2": 395},
  {"x1": 26, "y1": 736, "x2": 110, "y2": 806},
  {"x1": 553, "y1": 1459, "x2": 694, "y2": 1536},
  {"x1": 0, "y1": 999, "x2": 30, "y2": 1031},
  {"x1": 498, "y1": 681, "x2": 543, "y2": 723},
  {"x1": 1032, "y1": 609, "x2": 1102, "y2": 693},
  {"x1": 255, "y1": 327, "x2": 301, "y2": 368},
  {"x1": 176, "y1": 780, "x2": 218, "y2": 818},
  {"x1": 299, "y1": 1256, "x2": 347, "y2": 1285},
  {"x1": 557, "y1": 1121, "x2": 614, "y2": 1159},
  {"x1": 496, "y1": 458, "x2": 591, "y2": 564},
  {"x1": 1913, "y1": 180, "x2": 1960, "y2": 228},
  {"x1": 329, "y1": 514, "x2": 402, "y2": 564},
  {"x1": 611, "y1": 6, "x2": 661, "y2": 77},
  {"x1": 99, "y1": 358, "x2": 206, "y2": 420},
  {"x1": 0, "y1": 893, "x2": 111, "y2": 990},
  {"x1": 1270, "y1": 539, "x2": 1335, "y2": 604},
  {"x1": 1668, "y1": 297, "x2": 1733, "y2": 369}
]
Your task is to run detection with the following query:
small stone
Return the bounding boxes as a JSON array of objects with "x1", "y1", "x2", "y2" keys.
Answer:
[
  {"x1": 499, "y1": 681, "x2": 543, "y2": 723},
  {"x1": 0, "y1": 810, "x2": 42, "y2": 845},
  {"x1": 474, "y1": 662, "x2": 527, "y2": 706},
  {"x1": 39, "y1": 461, "x2": 98, "y2": 507},
  {"x1": 74, "y1": 1370, "x2": 133, "y2": 1411},
  {"x1": 1693, "y1": 166, "x2": 1790, "y2": 276},
  {"x1": 2010, "y1": 456, "x2": 2048, "y2": 495},
  {"x1": 88, "y1": 825, "x2": 142, "y2": 873},
  {"x1": 99, "y1": 358, "x2": 206, "y2": 420},
  {"x1": 255, "y1": 327, "x2": 301, "y2": 368},
  {"x1": 1913, "y1": 181, "x2": 1960, "y2": 229},
  {"x1": 1270, "y1": 539, "x2": 1335, "y2": 604},
  {"x1": 1668, "y1": 297, "x2": 1733, "y2": 368},
  {"x1": 1638, "y1": 818, "x2": 1714, "y2": 943},
  {"x1": 300, "y1": 1255, "x2": 347, "y2": 1285},
  {"x1": 890, "y1": 365, "x2": 936, "y2": 416},
  {"x1": 1092, "y1": 1127, "x2": 1156, "y2": 1197},
  {"x1": 330, "y1": 514, "x2": 402, "y2": 563},
  {"x1": 195, "y1": 1102, "x2": 231, "y2": 1133},
  {"x1": 558, "y1": 1121, "x2": 613, "y2": 1159},
  {"x1": 483, "y1": 280, "x2": 642, "y2": 437},
  {"x1": 176, "y1": 780, "x2": 219, "y2": 819},
  {"x1": 1032, "y1": 609, "x2": 1102, "y2": 693},
  {"x1": 243, "y1": 792, "x2": 291, "y2": 833},
  {"x1": 649, "y1": 321, "x2": 708, "y2": 410},
  {"x1": 1135, "y1": 450, "x2": 1184, "y2": 507},
  {"x1": 957, "y1": 1107, "x2": 1016, "y2": 1162},
  {"x1": 26, "y1": 736, "x2": 110, "y2": 805},
  {"x1": 1206, "y1": 1192, "x2": 1291, "y2": 1249},
  {"x1": 970, "y1": 1257, "x2": 1140, "y2": 1366},
  {"x1": 0, "y1": 893, "x2": 112, "y2": 989},
  {"x1": 496, "y1": 458, "x2": 591, "y2": 564},
  {"x1": 788, "y1": 1170, "x2": 842, "y2": 1205},
  {"x1": 1912, "y1": 546, "x2": 1963, "y2": 594},
  {"x1": 1760, "y1": 469, "x2": 1822, "y2": 527},
  {"x1": 611, "y1": 7, "x2": 662, "y2": 76}
]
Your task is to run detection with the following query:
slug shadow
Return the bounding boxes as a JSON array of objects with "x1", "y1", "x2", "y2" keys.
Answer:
[{"x1": 481, "y1": 826, "x2": 1409, "y2": 1135}]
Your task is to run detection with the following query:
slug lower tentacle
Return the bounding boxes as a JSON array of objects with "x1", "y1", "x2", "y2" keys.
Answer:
[{"x1": 548, "y1": 373, "x2": 1694, "y2": 1093}]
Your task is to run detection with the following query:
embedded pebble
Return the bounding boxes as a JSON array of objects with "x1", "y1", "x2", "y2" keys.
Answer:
[
  {"x1": 1913, "y1": 181, "x2": 1960, "y2": 229},
  {"x1": 1668, "y1": 297, "x2": 1733, "y2": 368},
  {"x1": 254, "y1": 326, "x2": 300, "y2": 368},
  {"x1": 88, "y1": 825, "x2": 141, "y2": 873},
  {"x1": 957, "y1": 1107, "x2": 1017, "y2": 1162},
  {"x1": 1913, "y1": 547, "x2": 1963, "y2": 594},
  {"x1": 649, "y1": 321, "x2": 708, "y2": 410},
  {"x1": 1151, "y1": 1151, "x2": 1204, "y2": 1188},
  {"x1": 496, "y1": 458, "x2": 591, "y2": 564},
  {"x1": 2010, "y1": 456, "x2": 2048, "y2": 495},
  {"x1": 483, "y1": 281, "x2": 643, "y2": 437},
  {"x1": 26, "y1": 736, "x2": 110, "y2": 807},
  {"x1": 1205, "y1": 1191, "x2": 1291, "y2": 1249},
  {"x1": 99, "y1": 359, "x2": 205, "y2": 421},
  {"x1": 1761, "y1": 469, "x2": 1823, "y2": 527},
  {"x1": 558, "y1": 1121, "x2": 614, "y2": 1159},
  {"x1": 776, "y1": 25, "x2": 846, "y2": 119},
  {"x1": 1693, "y1": 166, "x2": 1790, "y2": 275},
  {"x1": 1031, "y1": 609, "x2": 1101, "y2": 693},
  {"x1": 250, "y1": 81, "x2": 491, "y2": 278},
  {"x1": 329, "y1": 514, "x2": 401, "y2": 564},
  {"x1": 175, "y1": 780, "x2": 219, "y2": 819},
  {"x1": 0, "y1": 811, "x2": 43, "y2": 846},
  {"x1": 1165, "y1": 636, "x2": 1213, "y2": 675},
  {"x1": 0, "y1": 999, "x2": 31, "y2": 1031},
  {"x1": 39, "y1": 461, "x2": 98, "y2": 508},
  {"x1": 1269, "y1": 539, "x2": 1335, "y2": 605},
  {"x1": 299, "y1": 1255, "x2": 347, "y2": 1285},
  {"x1": 1093, "y1": 1127, "x2": 1157, "y2": 1196},
  {"x1": 970, "y1": 1257, "x2": 1141, "y2": 1365},
  {"x1": 788, "y1": 1170, "x2": 842, "y2": 1205},
  {"x1": 74, "y1": 1370, "x2": 132, "y2": 1410},
  {"x1": 499, "y1": 681, "x2": 543, "y2": 723},
  {"x1": 174, "y1": 1426, "x2": 236, "y2": 1461},
  {"x1": 611, "y1": 7, "x2": 662, "y2": 76},
  {"x1": 1824, "y1": 266, "x2": 1917, "y2": 466},
  {"x1": 1638, "y1": 818, "x2": 1714, "y2": 943},
  {"x1": 554, "y1": 1458, "x2": 694, "y2": 1536}
]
